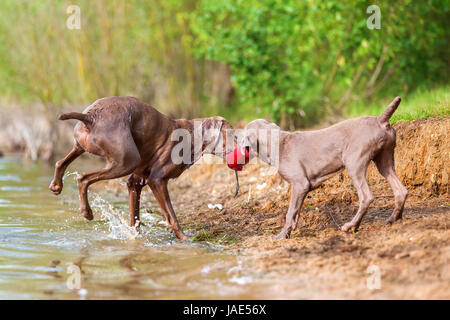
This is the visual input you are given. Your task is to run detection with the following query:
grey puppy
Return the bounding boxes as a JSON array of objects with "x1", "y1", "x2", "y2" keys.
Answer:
[{"x1": 242, "y1": 97, "x2": 407, "y2": 239}]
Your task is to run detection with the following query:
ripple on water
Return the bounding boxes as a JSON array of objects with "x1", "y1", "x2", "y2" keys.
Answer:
[
  {"x1": 0, "y1": 269, "x2": 54, "y2": 280},
  {"x1": 0, "y1": 265, "x2": 65, "y2": 273},
  {"x1": 0, "y1": 157, "x2": 263, "y2": 299},
  {"x1": 0, "y1": 203, "x2": 38, "y2": 208},
  {"x1": 0, "y1": 225, "x2": 33, "y2": 233},
  {"x1": 0, "y1": 174, "x2": 21, "y2": 182},
  {"x1": 0, "y1": 248, "x2": 38, "y2": 258},
  {"x1": 0, "y1": 186, "x2": 41, "y2": 192},
  {"x1": 43, "y1": 236, "x2": 92, "y2": 250}
]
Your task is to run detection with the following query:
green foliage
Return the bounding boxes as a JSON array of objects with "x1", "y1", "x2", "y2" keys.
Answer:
[
  {"x1": 192, "y1": 229, "x2": 214, "y2": 242},
  {"x1": 192, "y1": 0, "x2": 449, "y2": 126},
  {"x1": 348, "y1": 85, "x2": 450, "y2": 122},
  {"x1": 0, "y1": 0, "x2": 447, "y2": 127}
]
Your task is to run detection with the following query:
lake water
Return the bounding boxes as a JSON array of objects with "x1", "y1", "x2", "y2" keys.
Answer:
[{"x1": 0, "y1": 156, "x2": 262, "y2": 299}]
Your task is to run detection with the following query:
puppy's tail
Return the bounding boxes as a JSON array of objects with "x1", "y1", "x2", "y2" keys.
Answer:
[
  {"x1": 379, "y1": 96, "x2": 401, "y2": 124},
  {"x1": 58, "y1": 112, "x2": 92, "y2": 125}
]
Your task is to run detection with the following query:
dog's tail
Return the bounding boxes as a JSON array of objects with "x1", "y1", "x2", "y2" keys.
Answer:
[
  {"x1": 58, "y1": 112, "x2": 92, "y2": 125},
  {"x1": 379, "y1": 96, "x2": 401, "y2": 124}
]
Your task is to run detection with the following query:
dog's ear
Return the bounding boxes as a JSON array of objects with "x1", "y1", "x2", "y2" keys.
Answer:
[
  {"x1": 201, "y1": 117, "x2": 224, "y2": 146},
  {"x1": 202, "y1": 117, "x2": 223, "y2": 131},
  {"x1": 242, "y1": 119, "x2": 280, "y2": 156},
  {"x1": 241, "y1": 129, "x2": 257, "y2": 149}
]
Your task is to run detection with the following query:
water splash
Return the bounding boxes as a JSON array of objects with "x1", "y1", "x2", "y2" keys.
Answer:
[
  {"x1": 90, "y1": 193, "x2": 139, "y2": 240},
  {"x1": 227, "y1": 260, "x2": 254, "y2": 285},
  {"x1": 60, "y1": 170, "x2": 174, "y2": 244},
  {"x1": 63, "y1": 170, "x2": 79, "y2": 182},
  {"x1": 62, "y1": 171, "x2": 138, "y2": 240}
]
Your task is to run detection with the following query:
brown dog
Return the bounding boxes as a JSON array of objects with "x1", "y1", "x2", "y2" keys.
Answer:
[
  {"x1": 242, "y1": 97, "x2": 408, "y2": 239},
  {"x1": 49, "y1": 96, "x2": 235, "y2": 240}
]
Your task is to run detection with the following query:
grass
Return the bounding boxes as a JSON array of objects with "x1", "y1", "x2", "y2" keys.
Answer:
[
  {"x1": 191, "y1": 228, "x2": 240, "y2": 244},
  {"x1": 347, "y1": 86, "x2": 449, "y2": 123},
  {"x1": 192, "y1": 229, "x2": 215, "y2": 242}
]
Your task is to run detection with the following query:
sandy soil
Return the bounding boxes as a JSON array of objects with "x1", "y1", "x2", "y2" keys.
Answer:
[{"x1": 99, "y1": 118, "x2": 449, "y2": 299}]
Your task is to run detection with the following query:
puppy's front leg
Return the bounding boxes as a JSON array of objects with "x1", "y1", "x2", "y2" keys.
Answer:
[{"x1": 273, "y1": 181, "x2": 309, "y2": 240}]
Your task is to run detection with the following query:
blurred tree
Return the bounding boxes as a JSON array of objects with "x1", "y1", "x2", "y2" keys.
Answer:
[{"x1": 0, "y1": 0, "x2": 233, "y2": 119}]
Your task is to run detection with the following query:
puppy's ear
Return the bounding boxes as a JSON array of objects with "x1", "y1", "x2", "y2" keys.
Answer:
[
  {"x1": 260, "y1": 119, "x2": 280, "y2": 131},
  {"x1": 242, "y1": 135, "x2": 251, "y2": 148},
  {"x1": 242, "y1": 129, "x2": 258, "y2": 150}
]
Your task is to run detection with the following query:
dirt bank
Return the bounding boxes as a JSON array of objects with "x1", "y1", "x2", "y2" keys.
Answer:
[{"x1": 98, "y1": 118, "x2": 449, "y2": 299}]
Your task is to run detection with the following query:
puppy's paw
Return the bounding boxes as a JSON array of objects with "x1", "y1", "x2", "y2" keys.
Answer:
[
  {"x1": 385, "y1": 216, "x2": 402, "y2": 225},
  {"x1": 341, "y1": 223, "x2": 355, "y2": 232},
  {"x1": 272, "y1": 232, "x2": 289, "y2": 240}
]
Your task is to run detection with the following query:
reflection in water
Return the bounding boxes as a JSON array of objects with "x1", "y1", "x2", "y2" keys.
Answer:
[{"x1": 0, "y1": 156, "x2": 262, "y2": 299}]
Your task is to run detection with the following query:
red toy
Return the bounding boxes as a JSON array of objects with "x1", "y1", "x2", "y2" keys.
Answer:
[{"x1": 226, "y1": 146, "x2": 250, "y2": 171}]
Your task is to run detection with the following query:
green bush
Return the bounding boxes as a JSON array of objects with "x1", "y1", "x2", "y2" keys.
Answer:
[{"x1": 192, "y1": 0, "x2": 449, "y2": 127}]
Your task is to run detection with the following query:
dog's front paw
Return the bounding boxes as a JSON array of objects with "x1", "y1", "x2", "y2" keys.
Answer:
[
  {"x1": 176, "y1": 232, "x2": 192, "y2": 242},
  {"x1": 272, "y1": 232, "x2": 289, "y2": 240},
  {"x1": 49, "y1": 181, "x2": 62, "y2": 195},
  {"x1": 341, "y1": 222, "x2": 356, "y2": 233}
]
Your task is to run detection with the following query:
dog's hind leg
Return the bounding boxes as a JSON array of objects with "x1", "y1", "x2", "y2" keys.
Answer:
[
  {"x1": 341, "y1": 161, "x2": 374, "y2": 232},
  {"x1": 374, "y1": 148, "x2": 408, "y2": 224},
  {"x1": 49, "y1": 143, "x2": 84, "y2": 195},
  {"x1": 76, "y1": 132, "x2": 141, "y2": 220},
  {"x1": 127, "y1": 173, "x2": 146, "y2": 228}
]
